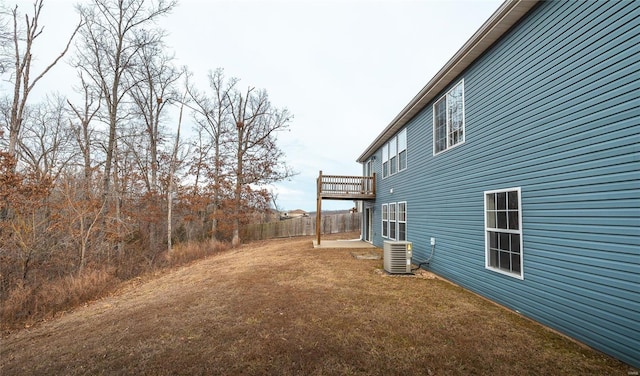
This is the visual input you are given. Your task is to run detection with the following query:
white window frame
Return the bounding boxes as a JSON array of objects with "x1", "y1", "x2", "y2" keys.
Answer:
[
  {"x1": 398, "y1": 128, "x2": 407, "y2": 172},
  {"x1": 381, "y1": 204, "x2": 389, "y2": 238},
  {"x1": 366, "y1": 159, "x2": 373, "y2": 177},
  {"x1": 388, "y1": 202, "x2": 397, "y2": 240},
  {"x1": 389, "y1": 136, "x2": 397, "y2": 175},
  {"x1": 381, "y1": 128, "x2": 408, "y2": 179},
  {"x1": 433, "y1": 79, "x2": 465, "y2": 155},
  {"x1": 398, "y1": 201, "x2": 407, "y2": 241},
  {"x1": 382, "y1": 144, "x2": 389, "y2": 178},
  {"x1": 484, "y1": 187, "x2": 523, "y2": 279}
]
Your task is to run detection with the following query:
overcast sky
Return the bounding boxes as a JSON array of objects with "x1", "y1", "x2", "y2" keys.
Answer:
[{"x1": 13, "y1": 0, "x2": 503, "y2": 212}]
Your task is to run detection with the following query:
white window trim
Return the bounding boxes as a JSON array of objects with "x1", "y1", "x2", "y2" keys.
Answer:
[
  {"x1": 484, "y1": 187, "x2": 524, "y2": 280},
  {"x1": 398, "y1": 128, "x2": 407, "y2": 172},
  {"x1": 389, "y1": 135, "x2": 398, "y2": 175},
  {"x1": 381, "y1": 128, "x2": 408, "y2": 179},
  {"x1": 433, "y1": 79, "x2": 465, "y2": 156},
  {"x1": 389, "y1": 202, "x2": 397, "y2": 241},
  {"x1": 382, "y1": 143, "x2": 389, "y2": 178},
  {"x1": 365, "y1": 159, "x2": 373, "y2": 177},
  {"x1": 398, "y1": 201, "x2": 407, "y2": 241},
  {"x1": 381, "y1": 203, "x2": 389, "y2": 238}
]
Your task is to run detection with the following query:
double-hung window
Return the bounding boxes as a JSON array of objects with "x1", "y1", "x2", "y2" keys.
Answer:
[
  {"x1": 382, "y1": 204, "x2": 389, "y2": 238},
  {"x1": 382, "y1": 202, "x2": 406, "y2": 240},
  {"x1": 389, "y1": 203, "x2": 397, "y2": 240},
  {"x1": 398, "y1": 129, "x2": 407, "y2": 171},
  {"x1": 434, "y1": 80, "x2": 465, "y2": 154},
  {"x1": 398, "y1": 202, "x2": 407, "y2": 241},
  {"x1": 485, "y1": 188, "x2": 523, "y2": 279},
  {"x1": 381, "y1": 128, "x2": 407, "y2": 178},
  {"x1": 389, "y1": 136, "x2": 397, "y2": 175},
  {"x1": 366, "y1": 159, "x2": 373, "y2": 177},
  {"x1": 382, "y1": 145, "x2": 389, "y2": 178}
]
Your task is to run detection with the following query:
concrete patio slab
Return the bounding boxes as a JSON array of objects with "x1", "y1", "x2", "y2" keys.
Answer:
[{"x1": 312, "y1": 239, "x2": 377, "y2": 249}]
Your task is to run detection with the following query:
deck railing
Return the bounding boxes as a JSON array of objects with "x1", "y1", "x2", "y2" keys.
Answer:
[{"x1": 317, "y1": 171, "x2": 376, "y2": 200}]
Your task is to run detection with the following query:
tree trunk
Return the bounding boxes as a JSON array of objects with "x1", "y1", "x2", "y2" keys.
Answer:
[
  {"x1": 167, "y1": 189, "x2": 173, "y2": 254},
  {"x1": 232, "y1": 121, "x2": 244, "y2": 248},
  {"x1": 79, "y1": 215, "x2": 86, "y2": 272},
  {"x1": 167, "y1": 94, "x2": 184, "y2": 254},
  {"x1": 210, "y1": 140, "x2": 221, "y2": 242},
  {"x1": 102, "y1": 103, "x2": 117, "y2": 204}
]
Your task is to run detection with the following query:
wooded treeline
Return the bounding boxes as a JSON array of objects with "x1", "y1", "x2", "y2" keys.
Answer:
[{"x1": 0, "y1": 0, "x2": 295, "y2": 327}]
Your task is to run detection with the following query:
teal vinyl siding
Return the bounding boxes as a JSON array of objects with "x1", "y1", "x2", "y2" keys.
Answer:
[{"x1": 366, "y1": 1, "x2": 639, "y2": 367}]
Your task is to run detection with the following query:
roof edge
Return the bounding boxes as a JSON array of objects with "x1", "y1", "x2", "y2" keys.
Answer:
[{"x1": 356, "y1": 0, "x2": 539, "y2": 163}]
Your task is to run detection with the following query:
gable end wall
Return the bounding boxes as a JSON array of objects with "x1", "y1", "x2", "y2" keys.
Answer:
[{"x1": 367, "y1": 1, "x2": 640, "y2": 367}]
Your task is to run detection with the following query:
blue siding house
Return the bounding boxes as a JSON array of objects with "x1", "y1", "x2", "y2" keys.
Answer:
[{"x1": 356, "y1": 0, "x2": 639, "y2": 367}]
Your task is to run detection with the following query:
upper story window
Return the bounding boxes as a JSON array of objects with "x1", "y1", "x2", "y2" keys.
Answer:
[
  {"x1": 382, "y1": 145, "x2": 389, "y2": 178},
  {"x1": 382, "y1": 128, "x2": 407, "y2": 178},
  {"x1": 434, "y1": 80, "x2": 465, "y2": 155},
  {"x1": 389, "y1": 136, "x2": 397, "y2": 175},
  {"x1": 365, "y1": 159, "x2": 373, "y2": 177},
  {"x1": 398, "y1": 128, "x2": 407, "y2": 171}
]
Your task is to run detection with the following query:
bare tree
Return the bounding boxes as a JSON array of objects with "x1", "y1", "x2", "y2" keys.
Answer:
[
  {"x1": 167, "y1": 90, "x2": 186, "y2": 254},
  {"x1": 128, "y1": 40, "x2": 181, "y2": 193},
  {"x1": 0, "y1": 7, "x2": 11, "y2": 74},
  {"x1": 120, "y1": 38, "x2": 180, "y2": 253},
  {"x1": 187, "y1": 68, "x2": 236, "y2": 242},
  {"x1": 2, "y1": 0, "x2": 81, "y2": 159},
  {"x1": 18, "y1": 94, "x2": 75, "y2": 183},
  {"x1": 68, "y1": 73, "x2": 102, "y2": 194},
  {"x1": 186, "y1": 120, "x2": 210, "y2": 193},
  {"x1": 73, "y1": 0, "x2": 176, "y2": 203},
  {"x1": 227, "y1": 86, "x2": 295, "y2": 246},
  {"x1": 59, "y1": 173, "x2": 105, "y2": 273}
]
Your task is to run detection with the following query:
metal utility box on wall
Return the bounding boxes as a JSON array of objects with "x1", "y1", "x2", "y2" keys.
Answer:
[{"x1": 383, "y1": 241, "x2": 412, "y2": 274}]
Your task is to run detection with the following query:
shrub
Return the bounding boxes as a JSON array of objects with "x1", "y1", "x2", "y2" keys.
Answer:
[
  {"x1": 1, "y1": 268, "x2": 119, "y2": 330},
  {"x1": 166, "y1": 239, "x2": 230, "y2": 266}
]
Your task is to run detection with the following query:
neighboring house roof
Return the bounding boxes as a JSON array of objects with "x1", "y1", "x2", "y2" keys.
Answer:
[{"x1": 357, "y1": 0, "x2": 539, "y2": 163}]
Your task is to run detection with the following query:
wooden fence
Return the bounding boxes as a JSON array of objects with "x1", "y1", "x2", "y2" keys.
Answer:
[{"x1": 241, "y1": 213, "x2": 361, "y2": 241}]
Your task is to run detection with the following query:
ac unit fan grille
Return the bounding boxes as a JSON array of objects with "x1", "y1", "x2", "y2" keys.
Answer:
[{"x1": 383, "y1": 241, "x2": 412, "y2": 274}]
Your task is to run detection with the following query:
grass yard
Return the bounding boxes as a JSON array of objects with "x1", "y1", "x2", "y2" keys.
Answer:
[{"x1": 0, "y1": 233, "x2": 633, "y2": 375}]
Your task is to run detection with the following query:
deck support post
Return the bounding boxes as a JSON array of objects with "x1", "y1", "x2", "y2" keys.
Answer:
[{"x1": 316, "y1": 170, "x2": 322, "y2": 245}]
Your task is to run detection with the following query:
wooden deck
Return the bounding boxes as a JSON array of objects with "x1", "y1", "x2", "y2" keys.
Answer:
[
  {"x1": 317, "y1": 173, "x2": 376, "y2": 200},
  {"x1": 316, "y1": 171, "x2": 375, "y2": 245}
]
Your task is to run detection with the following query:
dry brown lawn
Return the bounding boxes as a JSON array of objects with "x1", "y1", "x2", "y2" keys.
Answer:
[{"x1": 0, "y1": 233, "x2": 633, "y2": 375}]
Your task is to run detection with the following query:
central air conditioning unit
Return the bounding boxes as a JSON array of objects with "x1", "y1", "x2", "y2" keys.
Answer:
[{"x1": 383, "y1": 241, "x2": 412, "y2": 274}]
